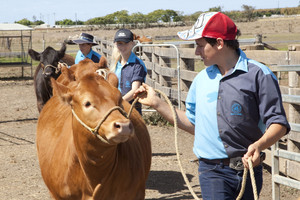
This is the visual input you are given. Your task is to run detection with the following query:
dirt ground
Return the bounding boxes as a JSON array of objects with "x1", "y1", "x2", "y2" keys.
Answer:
[
  {"x1": 0, "y1": 79, "x2": 299, "y2": 200},
  {"x1": 1, "y1": 16, "x2": 300, "y2": 199}
]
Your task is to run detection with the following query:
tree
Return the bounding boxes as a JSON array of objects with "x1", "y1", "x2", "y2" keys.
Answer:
[
  {"x1": 242, "y1": 4, "x2": 255, "y2": 21},
  {"x1": 191, "y1": 11, "x2": 203, "y2": 21},
  {"x1": 85, "y1": 17, "x2": 105, "y2": 25},
  {"x1": 56, "y1": 19, "x2": 75, "y2": 25},
  {"x1": 104, "y1": 13, "x2": 117, "y2": 24},
  {"x1": 147, "y1": 9, "x2": 165, "y2": 23},
  {"x1": 130, "y1": 12, "x2": 146, "y2": 26},
  {"x1": 113, "y1": 10, "x2": 130, "y2": 25},
  {"x1": 33, "y1": 20, "x2": 45, "y2": 25},
  {"x1": 161, "y1": 9, "x2": 181, "y2": 22},
  {"x1": 76, "y1": 20, "x2": 84, "y2": 25},
  {"x1": 209, "y1": 6, "x2": 222, "y2": 12},
  {"x1": 15, "y1": 18, "x2": 32, "y2": 26},
  {"x1": 225, "y1": 11, "x2": 243, "y2": 21}
]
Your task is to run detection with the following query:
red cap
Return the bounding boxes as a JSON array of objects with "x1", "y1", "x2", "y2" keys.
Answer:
[{"x1": 177, "y1": 12, "x2": 237, "y2": 41}]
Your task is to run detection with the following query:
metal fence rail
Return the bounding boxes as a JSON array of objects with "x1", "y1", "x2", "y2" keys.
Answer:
[
  {"x1": 271, "y1": 64, "x2": 300, "y2": 200},
  {"x1": 272, "y1": 143, "x2": 300, "y2": 199}
]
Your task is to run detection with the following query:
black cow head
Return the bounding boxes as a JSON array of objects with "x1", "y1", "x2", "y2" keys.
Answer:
[{"x1": 29, "y1": 43, "x2": 67, "y2": 78}]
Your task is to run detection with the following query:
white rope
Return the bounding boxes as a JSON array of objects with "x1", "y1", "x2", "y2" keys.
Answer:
[
  {"x1": 154, "y1": 89, "x2": 200, "y2": 200},
  {"x1": 236, "y1": 157, "x2": 258, "y2": 200}
]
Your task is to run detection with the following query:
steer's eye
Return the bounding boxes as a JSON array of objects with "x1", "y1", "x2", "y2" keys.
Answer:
[{"x1": 84, "y1": 101, "x2": 91, "y2": 108}]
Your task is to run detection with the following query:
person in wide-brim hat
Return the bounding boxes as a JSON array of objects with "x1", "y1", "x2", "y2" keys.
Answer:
[
  {"x1": 72, "y1": 33, "x2": 98, "y2": 46},
  {"x1": 72, "y1": 33, "x2": 101, "y2": 64}
]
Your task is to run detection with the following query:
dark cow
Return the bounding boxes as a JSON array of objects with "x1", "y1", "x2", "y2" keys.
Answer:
[
  {"x1": 36, "y1": 59, "x2": 151, "y2": 199},
  {"x1": 28, "y1": 43, "x2": 75, "y2": 112}
]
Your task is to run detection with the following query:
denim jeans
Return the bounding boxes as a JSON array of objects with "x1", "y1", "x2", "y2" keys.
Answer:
[{"x1": 198, "y1": 160, "x2": 263, "y2": 200}]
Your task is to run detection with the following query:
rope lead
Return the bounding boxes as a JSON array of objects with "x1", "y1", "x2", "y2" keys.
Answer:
[
  {"x1": 236, "y1": 157, "x2": 258, "y2": 200},
  {"x1": 154, "y1": 89, "x2": 200, "y2": 200}
]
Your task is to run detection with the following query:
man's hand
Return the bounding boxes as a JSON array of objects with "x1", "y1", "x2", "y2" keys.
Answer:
[
  {"x1": 242, "y1": 143, "x2": 261, "y2": 169},
  {"x1": 134, "y1": 83, "x2": 160, "y2": 109}
]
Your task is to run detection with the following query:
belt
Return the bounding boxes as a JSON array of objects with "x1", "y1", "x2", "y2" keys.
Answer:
[{"x1": 199, "y1": 158, "x2": 230, "y2": 166}]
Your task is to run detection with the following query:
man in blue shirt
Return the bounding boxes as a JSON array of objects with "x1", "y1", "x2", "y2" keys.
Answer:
[
  {"x1": 134, "y1": 12, "x2": 290, "y2": 199},
  {"x1": 72, "y1": 33, "x2": 101, "y2": 64}
]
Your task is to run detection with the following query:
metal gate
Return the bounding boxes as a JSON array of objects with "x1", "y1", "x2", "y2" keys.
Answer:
[{"x1": 132, "y1": 43, "x2": 182, "y2": 109}]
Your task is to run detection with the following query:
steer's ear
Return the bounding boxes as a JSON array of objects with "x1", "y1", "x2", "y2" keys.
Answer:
[
  {"x1": 51, "y1": 78, "x2": 72, "y2": 104},
  {"x1": 58, "y1": 42, "x2": 67, "y2": 60},
  {"x1": 57, "y1": 65, "x2": 76, "y2": 85},
  {"x1": 28, "y1": 49, "x2": 41, "y2": 61},
  {"x1": 107, "y1": 73, "x2": 118, "y2": 88},
  {"x1": 97, "y1": 56, "x2": 108, "y2": 69}
]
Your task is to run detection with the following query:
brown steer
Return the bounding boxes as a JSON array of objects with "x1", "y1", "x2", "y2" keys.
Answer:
[{"x1": 36, "y1": 59, "x2": 151, "y2": 200}]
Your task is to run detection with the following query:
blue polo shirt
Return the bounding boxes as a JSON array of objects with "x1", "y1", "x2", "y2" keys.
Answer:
[
  {"x1": 115, "y1": 52, "x2": 147, "y2": 114},
  {"x1": 186, "y1": 49, "x2": 290, "y2": 159},
  {"x1": 75, "y1": 49, "x2": 101, "y2": 64}
]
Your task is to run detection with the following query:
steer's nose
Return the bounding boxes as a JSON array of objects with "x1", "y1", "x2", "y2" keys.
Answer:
[
  {"x1": 44, "y1": 72, "x2": 52, "y2": 77},
  {"x1": 113, "y1": 121, "x2": 133, "y2": 135},
  {"x1": 107, "y1": 120, "x2": 134, "y2": 143}
]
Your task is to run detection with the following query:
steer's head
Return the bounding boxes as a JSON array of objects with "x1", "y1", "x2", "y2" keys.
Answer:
[
  {"x1": 29, "y1": 43, "x2": 66, "y2": 78},
  {"x1": 52, "y1": 59, "x2": 134, "y2": 144},
  {"x1": 57, "y1": 56, "x2": 118, "y2": 88}
]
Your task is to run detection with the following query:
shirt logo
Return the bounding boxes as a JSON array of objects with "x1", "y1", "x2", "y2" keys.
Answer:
[
  {"x1": 125, "y1": 81, "x2": 131, "y2": 88},
  {"x1": 231, "y1": 103, "x2": 242, "y2": 116}
]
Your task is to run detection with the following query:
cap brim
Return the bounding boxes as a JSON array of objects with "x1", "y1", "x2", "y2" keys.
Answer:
[
  {"x1": 177, "y1": 30, "x2": 203, "y2": 41},
  {"x1": 72, "y1": 39, "x2": 98, "y2": 46},
  {"x1": 114, "y1": 38, "x2": 132, "y2": 43}
]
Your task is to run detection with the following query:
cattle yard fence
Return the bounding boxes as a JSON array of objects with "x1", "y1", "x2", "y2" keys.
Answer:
[
  {"x1": 0, "y1": 28, "x2": 33, "y2": 78},
  {"x1": 95, "y1": 38, "x2": 300, "y2": 199}
]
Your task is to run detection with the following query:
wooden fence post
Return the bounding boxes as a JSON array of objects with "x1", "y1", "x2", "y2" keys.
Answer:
[
  {"x1": 287, "y1": 70, "x2": 300, "y2": 179},
  {"x1": 152, "y1": 49, "x2": 159, "y2": 86},
  {"x1": 179, "y1": 43, "x2": 195, "y2": 109},
  {"x1": 102, "y1": 37, "x2": 108, "y2": 58},
  {"x1": 159, "y1": 46, "x2": 171, "y2": 87},
  {"x1": 142, "y1": 51, "x2": 152, "y2": 83}
]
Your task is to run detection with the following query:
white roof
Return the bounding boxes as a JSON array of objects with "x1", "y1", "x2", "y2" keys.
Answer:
[
  {"x1": 34, "y1": 23, "x2": 50, "y2": 29},
  {"x1": 0, "y1": 23, "x2": 33, "y2": 31}
]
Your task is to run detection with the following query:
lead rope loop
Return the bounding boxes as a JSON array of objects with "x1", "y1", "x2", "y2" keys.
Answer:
[{"x1": 236, "y1": 156, "x2": 258, "y2": 200}]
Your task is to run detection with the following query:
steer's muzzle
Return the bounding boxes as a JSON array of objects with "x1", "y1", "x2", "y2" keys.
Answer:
[{"x1": 106, "y1": 119, "x2": 134, "y2": 143}]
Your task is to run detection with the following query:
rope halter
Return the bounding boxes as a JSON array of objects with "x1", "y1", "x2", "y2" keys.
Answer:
[
  {"x1": 71, "y1": 99, "x2": 139, "y2": 144},
  {"x1": 96, "y1": 68, "x2": 108, "y2": 80},
  {"x1": 43, "y1": 62, "x2": 67, "y2": 75}
]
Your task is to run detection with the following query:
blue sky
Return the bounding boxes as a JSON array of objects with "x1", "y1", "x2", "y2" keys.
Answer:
[{"x1": 1, "y1": 0, "x2": 299, "y2": 25}]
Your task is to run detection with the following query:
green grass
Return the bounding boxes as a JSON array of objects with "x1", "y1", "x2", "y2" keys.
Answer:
[
  {"x1": 0, "y1": 57, "x2": 23, "y2": 63},
  {"x1": 69, "y1": 53, "x2": 76, "y2": 57}
]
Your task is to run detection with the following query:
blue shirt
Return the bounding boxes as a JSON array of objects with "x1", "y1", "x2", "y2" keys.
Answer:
[
  {"x1": 185, "y1": 49, "x2": 290, "y2": 159},
  {"x1": 75, "y1": 49, "x2": 101, "y2": 64},
  {"x1": 114, "y1": 52, "x2": 147, "y2": 114}
]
